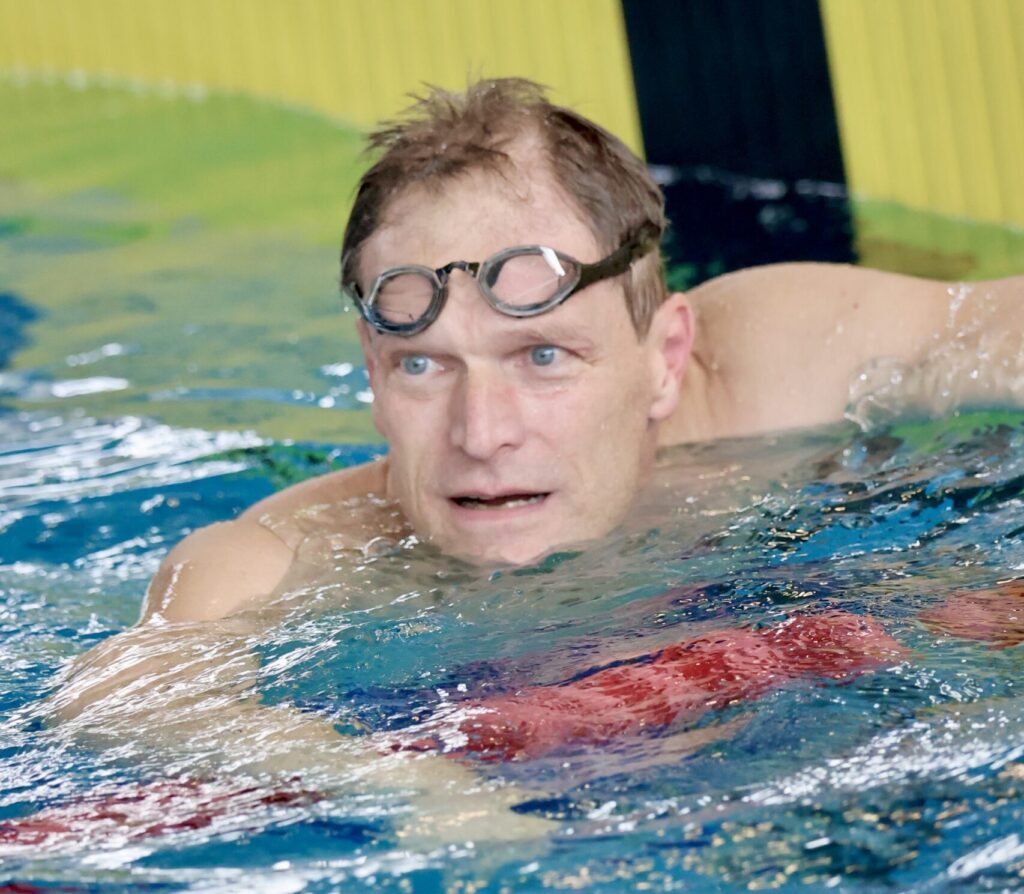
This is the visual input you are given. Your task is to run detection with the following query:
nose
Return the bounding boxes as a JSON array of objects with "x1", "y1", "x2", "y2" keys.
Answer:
[{"x1": 449, "y1": 364, "x2": 526, "y2": 460}]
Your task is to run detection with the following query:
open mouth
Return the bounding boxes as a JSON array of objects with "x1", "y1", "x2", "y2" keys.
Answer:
[{"x1": 452, "y1": 492, "x2": 549, "y2": 510}]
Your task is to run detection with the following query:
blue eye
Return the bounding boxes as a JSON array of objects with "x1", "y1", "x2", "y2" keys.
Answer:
[
  {"x1": 400, "y1": 355, "x2": 430, "y2": 375},
  {"x1": 530, "y1": 345, "x2": 558, "y2": 367}
]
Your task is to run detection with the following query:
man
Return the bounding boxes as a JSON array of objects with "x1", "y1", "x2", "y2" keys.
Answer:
[
  {"x1": 142, "y1": 77, "x2": 692, "y2": 618},
  {"x1": 135, "y1": 77, "x2": 1022, "y2": 624},
  {"x1": 48, "y1": 78, "x2": 1024, "y2": 841}
]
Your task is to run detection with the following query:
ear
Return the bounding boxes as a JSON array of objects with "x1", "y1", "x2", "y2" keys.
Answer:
[
  {"x1": 645, "y1": 292, "x2": 694, "y2": 422},
  {"x1": 357, "y1": 320, "x2": 389, "y2": 438}
]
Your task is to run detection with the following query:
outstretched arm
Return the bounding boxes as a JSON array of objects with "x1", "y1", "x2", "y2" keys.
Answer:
[
  {"x1": 48, "y1": 613, "x2": 544, "y2": 846},
  {"x1": 54, "y1": 456, "x2": 395, "y2": 721},
  {"x1": 46, "y1": 459, "x2": 549, "y2": 845},
  {"x1": 667, "y1": 264, "x2": 1024, "y2": 443}
]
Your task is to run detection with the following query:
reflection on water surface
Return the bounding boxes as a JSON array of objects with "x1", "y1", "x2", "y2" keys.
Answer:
[
  {"x1": 4, "y1": 409, "x2": 1024, "y2": 891},
  {"x1": 4, "y1": 76, "x2": 1024, "y2": 891}
]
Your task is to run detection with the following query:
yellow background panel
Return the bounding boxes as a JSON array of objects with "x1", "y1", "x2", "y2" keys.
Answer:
[
  {"x1": 821, "y1": 0, "x2": 1024, "y2": 226},
  {"x1": 0, "y1": 0, "x2": 642, "y2": 153}
]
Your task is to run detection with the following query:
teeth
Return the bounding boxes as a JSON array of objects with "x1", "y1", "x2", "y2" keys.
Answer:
[
  {"x1": 499, "y1": 494, "x2": 545, "y2": 509},
  {"x1": 458, "y1": 493, "x2": 546, "y2": 510}
]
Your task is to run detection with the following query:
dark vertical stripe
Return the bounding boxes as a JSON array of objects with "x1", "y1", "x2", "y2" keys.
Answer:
[
  {"x1": 621, "y1": 0, "x2": 845, "y2": 182},
  {"x1": 621, "y1": 0, "x2": 856, "y2": 284},
  {"x1": 0, "y1": 291, "x2": 40, "y2": 369}
]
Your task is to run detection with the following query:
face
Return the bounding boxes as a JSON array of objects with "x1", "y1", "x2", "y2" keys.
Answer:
[{"x1": 357, "y1": 162, "x2": 689, "y2": 565}]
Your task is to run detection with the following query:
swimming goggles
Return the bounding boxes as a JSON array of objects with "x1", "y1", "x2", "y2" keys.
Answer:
[{"x1": 344, "y1": 221, "x2": 662, "y2": 336}]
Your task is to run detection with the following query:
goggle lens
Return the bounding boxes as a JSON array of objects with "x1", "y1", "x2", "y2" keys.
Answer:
[
  {"x1": 373, "y1": 271, "x2": 438, "y2": 326},
  {"x1": 485, "y1": 248, "x2": 581, "y2": 312}
]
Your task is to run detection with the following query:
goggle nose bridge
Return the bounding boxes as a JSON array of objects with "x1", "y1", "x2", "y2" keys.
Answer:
[{"x1": 436, "y1": 259, "x2": 482, "y2": 286}]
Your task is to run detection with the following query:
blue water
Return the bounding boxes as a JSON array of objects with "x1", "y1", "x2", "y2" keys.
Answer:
[
  {"x1": 5, "y1": 401, "x2": 1024, "y2": 891},
  {"x1": 5, "y1": 78, "x2": 1024, "y2": 894}
]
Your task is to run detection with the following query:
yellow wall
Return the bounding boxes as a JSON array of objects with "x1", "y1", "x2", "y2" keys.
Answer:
[
  {"x1": 8, "y1": 0, "x2": 1022, "y2": 229},
  {"x1": 0, "y1": 0, "x2": 643, "y2": 153},
  {"x1": 821, "y1": 0, "x2": 1024, "y2": 227}
]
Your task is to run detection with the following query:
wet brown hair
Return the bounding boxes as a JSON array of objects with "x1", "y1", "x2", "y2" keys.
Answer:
[{"x1": 340, "y1": 78, "x2": 668, "y2": 335}]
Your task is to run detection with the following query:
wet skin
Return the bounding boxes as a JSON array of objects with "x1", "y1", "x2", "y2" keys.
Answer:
[{"x1": 355, "y1": 164, "x2": 690, "y2": 566}]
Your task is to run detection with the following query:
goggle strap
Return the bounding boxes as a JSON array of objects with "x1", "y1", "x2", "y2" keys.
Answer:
[{"x1": 576, "y1": 222, "x2": 662, "y2": 289}]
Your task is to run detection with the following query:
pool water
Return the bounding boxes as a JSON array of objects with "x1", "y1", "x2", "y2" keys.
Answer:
[
  {"x1": 4, "y1": 76, "x2": 1024, "y2": 892},
  {"x1": 6, "y1": 409, "x2": 1024, "y2": 892}
]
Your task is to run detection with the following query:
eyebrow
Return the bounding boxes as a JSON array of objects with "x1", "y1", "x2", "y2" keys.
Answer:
[{"x1": 502, "y1": 320, "x2": 598, "y2": 351}]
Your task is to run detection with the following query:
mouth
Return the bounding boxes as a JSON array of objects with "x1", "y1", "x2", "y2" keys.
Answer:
[{"x1": 450, "y1": 492, "x2": 550, "y2": 511}]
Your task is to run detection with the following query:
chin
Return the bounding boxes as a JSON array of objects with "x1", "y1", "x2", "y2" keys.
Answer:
[
  {"x1": 437, "y1": 519, "x2": 605, "y2": 567},
  {"x1": 443, "y1": 536, "x2": 553, "y2": 568}
]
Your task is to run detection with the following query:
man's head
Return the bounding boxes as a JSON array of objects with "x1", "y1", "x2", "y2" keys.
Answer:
[
  {"x1": 342, "y1": 79, "x2": 692, "y2": 564},
  {"x1": 342, "y1": 78, "x2": 668, "y2": 334}
]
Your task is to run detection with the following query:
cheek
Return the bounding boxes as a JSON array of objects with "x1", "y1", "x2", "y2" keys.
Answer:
[
  {"x1": 534, "y1": 370, "x2": 651, "y2": 460},
  {"x1": 376, "y1": 394, "x2": 445, "y2": 468},
  {"x1": 584, "y1": 363, "x2": 653, "y2": 435},
  {"x1": 585, "y1": 372, "x2": 654, "y2": 477},
  {"x1": 521, "y1": 386, "x2": 594, "y2": 445}
]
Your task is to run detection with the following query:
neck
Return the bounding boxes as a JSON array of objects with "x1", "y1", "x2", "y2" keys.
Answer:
[{"x1": 658, "y1": 353, "x2": 719, "y2": 446}]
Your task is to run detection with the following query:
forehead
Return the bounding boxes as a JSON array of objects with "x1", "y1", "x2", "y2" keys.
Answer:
[{"x1": 359, "y1": 164, "x2": 601, "y2": 278}]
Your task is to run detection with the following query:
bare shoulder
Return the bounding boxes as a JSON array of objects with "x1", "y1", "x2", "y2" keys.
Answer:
[
  {"x1": 691, "y1": 261, "x2": 1024, "y2": 358},
  {"x1": 677, "y1": 263, "x2": 956, "y2": 439},
  {"x1": 141, "y1": 517, "x2": 296, "y2": 623},
  {"x1": 242, "y1": 455, "x2": 390, "y2": 523},
  {"x1": 240, "y1": 456, "x2": 398, "y2": 548},
  {"x1": 687, "y1": 262, "x2": 945, "y2": 321},
  {"x1": 144, "y1": 458, "x2": 393, "y2": 624}
]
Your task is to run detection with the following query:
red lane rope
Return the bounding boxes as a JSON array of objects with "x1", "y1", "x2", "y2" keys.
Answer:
[
  {"x1": 1, "y1": 610, "x2": 908, "y2": 848},
  {"x1": 396, "y1": 611, "x2": 906, "y2": 760}
]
